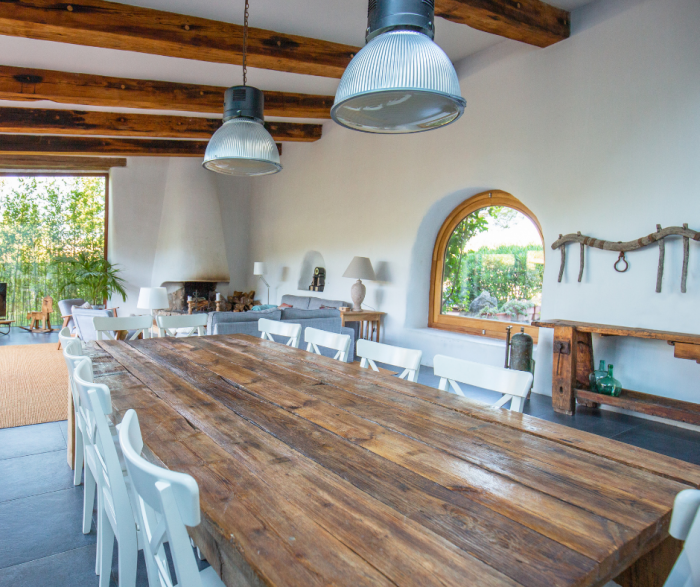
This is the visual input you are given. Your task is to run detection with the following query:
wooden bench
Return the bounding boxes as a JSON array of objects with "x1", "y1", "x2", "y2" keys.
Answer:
[{"x1": 533, "y1": 319, "x2": 700, "y2": 424}]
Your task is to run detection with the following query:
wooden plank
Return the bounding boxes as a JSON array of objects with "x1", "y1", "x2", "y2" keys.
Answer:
[
  {"x1": 185, "y1": 338, "x2": 685, "y2": 527},
  {"x1": 674, "y1": 342, "x2": 700, "y2": 363},
  {"x1": 218, "y1": 335, "x2": 700, "y2": 488},
  {"x1": 0, "y1": 65, "x2": 334, "y2": 119},
  {"x1": 161, "y1": 337, "x2": 653, "y2": 569},
  {"x1": 0, "y1": 154, "x2": 126, "y2": 169},
  {"x1": 435, "y1": 0, "x2": 569, "y2": 48},
  {"x1": 0, "y1": 107, "x2": 323, "y2": 142},
  {"x1": 533, "y1": 319, "x2": 700, "y2": 345},
  {"x1": 101, "y1": 340, "x2": 523, "y2": 587},
  {"x1": 0, "y1": 0, "x2": 359, "y2": 79},
  {"x1": 576, "y1": 388, "x2": 700, "y2": 427}
]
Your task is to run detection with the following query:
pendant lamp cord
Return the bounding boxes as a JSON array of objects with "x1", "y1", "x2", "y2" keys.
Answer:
[{"x1": 242, "y1": 0, "x2": 249, "y2": 86}]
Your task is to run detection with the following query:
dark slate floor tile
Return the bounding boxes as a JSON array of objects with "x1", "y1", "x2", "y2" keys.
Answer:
[
  {"x1": 0, "y1": 450, "x2": 75, "y2": 503},
  {"x1": 0, "y1": 327, "x2": 59, "y2": 347},
  {"x1": 0, "y1": 422, "x2": 66, "y2": 461},
  {"x1": 0, "y1": 488, "x2": 96, "y2": 569},
  {"x1": 611, "y1": 425, "x2": 700, "y2": 465},
  {"x1": 0, "y1": 545, "x2": 98, "y2": 587}
]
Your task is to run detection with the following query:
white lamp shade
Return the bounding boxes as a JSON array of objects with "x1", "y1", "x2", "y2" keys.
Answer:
[
  {"x1": 137, "y1": 287, "x2": 169, "y2": 310},
  {"x1": 343, "y1": 257, "x2": 376, "y2": 281},
  {"x1": 253, "y1": 262, "x2": 265, "y2": 276}
]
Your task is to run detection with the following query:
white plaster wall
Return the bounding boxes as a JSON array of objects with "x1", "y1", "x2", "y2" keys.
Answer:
[
  {"x1": 109, "y1": 158, "x2": 252, "y2": 315},
  {"x1": 244, "y1": 0, "x2": 700, "y2": 409}
]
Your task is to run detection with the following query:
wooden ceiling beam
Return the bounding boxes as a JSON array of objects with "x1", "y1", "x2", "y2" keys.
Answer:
[
  {"x1": 0, "y1": 66, "x2": 333, "y2": 119},
  {"x1": 0, "y1": 154, "x2": 126, "y2": 170},
  {"x1": 0, "y1": 0, "x2": 359, "y2": 78},
  {"x1": 0, "y1": 107, "x2": 323, "y2": 142},
  {"x1": 0, "y1": 135, "x2": 283, "y2": 157},
  {"x1": 435, "y1": 0, "x2": 569, "y2": 47}
]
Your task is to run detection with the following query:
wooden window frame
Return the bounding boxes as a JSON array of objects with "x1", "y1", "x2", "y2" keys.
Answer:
[
  {"x1": 0, "y1": 172, "x2": 109, "y2": 260},
  {"x1": 428, "y1": 190, "x2": 544, "y2": 343}
]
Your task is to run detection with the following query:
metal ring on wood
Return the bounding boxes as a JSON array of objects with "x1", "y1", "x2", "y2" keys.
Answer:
[{"x1": 614, "y1": 251, "x2": 629, "y2": 273}]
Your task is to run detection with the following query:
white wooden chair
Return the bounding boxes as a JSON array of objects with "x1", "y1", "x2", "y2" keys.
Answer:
[
  {"x1": 357, "y1": 339, "x2": 422, "y2": 382},
  {"x1": 433, "y1": 355, "x2": 533, "y2": 413},
  {"x1": 258, "y1": 318, "x2": 302, "y2": 348},
  {"x1": 156, "y1": 313, "x2": 207, "y2": 338},
  {"x1": 665, "y1": 488, "x2": 700, "y2": 587},
  {"x1": 61, "y1": 339, "x2": 90, "y2": 489},
  {"x1": 119, "y1": 409, "x2": 225, "y2": 587},
  {"x1": 93, "y1": 315, "x2": 152, "y2": 341},
  {"x1": 58, "y1": 325, "x2": 76, "y2": 350},
  {"x1": 305, "y1": 327, "x2": 351, "y2": 362},
  {"x1": 74, "y1": 359, "x2": 139, "y2": 587}
]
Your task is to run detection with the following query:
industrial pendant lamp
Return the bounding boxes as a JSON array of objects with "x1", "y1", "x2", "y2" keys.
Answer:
[
  {"x1": 332, "y1": 0, "x2": 466, "y2": 134},
  {"x1": 203, "y1": 0, "x2": 281, "y2": 176}
]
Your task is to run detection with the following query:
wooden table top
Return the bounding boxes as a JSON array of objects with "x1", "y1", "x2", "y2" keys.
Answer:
[{"x1": 88, "y1": 334, "x2": 700, "y2": 587}]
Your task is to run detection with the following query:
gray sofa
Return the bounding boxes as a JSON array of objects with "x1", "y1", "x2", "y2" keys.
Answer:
[{"x1": 207, "y1": 294, "x2": 356, "y2": 362}]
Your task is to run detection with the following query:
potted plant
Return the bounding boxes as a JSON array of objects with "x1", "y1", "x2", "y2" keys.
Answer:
[
  {"x1": 54, "y1": 253, "x2": 128, "y2": 307},
  {"x1": 478, "y1": 305, "x2": 497, "y2": 319}
]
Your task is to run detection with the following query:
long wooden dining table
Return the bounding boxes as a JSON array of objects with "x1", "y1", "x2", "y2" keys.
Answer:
[{"x1": 86, "y1": 334, "x2": 700, "y2": 587}]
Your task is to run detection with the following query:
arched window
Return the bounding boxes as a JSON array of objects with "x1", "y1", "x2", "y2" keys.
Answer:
[{"x1": 429, "y1": 190, "x2": 544, "y2": 341}]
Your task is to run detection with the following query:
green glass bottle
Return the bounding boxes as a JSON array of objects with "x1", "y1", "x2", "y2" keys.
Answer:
[
  {"x1": 589, "y1": 360, "x2": 607, "y2": 392},
  {"x1": 597, "y1": 364, "x2": 622, "y2": 397}
]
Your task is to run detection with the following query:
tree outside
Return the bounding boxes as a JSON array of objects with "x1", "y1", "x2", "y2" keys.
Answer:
[
  {"x1": 0, "y1": 176, "x2": 106, "y2": 327},
  {"x1": 441, "y1": 206, "x2": 544, "y2": 323}
]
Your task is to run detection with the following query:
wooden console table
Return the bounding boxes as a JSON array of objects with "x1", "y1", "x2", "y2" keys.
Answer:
[
  {"x1": 533, "y1": 319, "x2": 700, "y2": 424},
  {"x1": 340, "y1": 310, "x2": 386, "y2": 343}
]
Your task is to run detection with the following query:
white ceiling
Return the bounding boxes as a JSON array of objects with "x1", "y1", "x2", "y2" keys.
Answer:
[{"x1": 0, "y1": 0, "x2": 598, "y2": 122}]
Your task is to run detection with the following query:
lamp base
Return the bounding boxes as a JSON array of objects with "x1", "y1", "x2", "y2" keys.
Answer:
[{"x1": 350, "y1": 279, "x2": 366, "y2": 312}]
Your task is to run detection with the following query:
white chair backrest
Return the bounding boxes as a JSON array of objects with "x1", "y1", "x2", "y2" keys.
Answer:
[
  {"x1": 93, "y1": 315, "x2": 152, "y2": 341},
  {"x1": 357, "y1": 339, "x2": 422, "y2": 382},
  {"x1": 62, "y1": 339, "x2": 84, "y2": 409},
  {"x1": 666, "y1": 489, "x2": 700, "y2": 587},
  {"x1": 258, "y1": 318, "x2": 301, "y2": 348},
  {"x1": 71, "y1": 307, "x2": 115, "y2": 341},
  {"x1": 119, "y1": 409, "x2": 204, "y2": 587},
  {"x1": 304, "y1": 327, "x2": 351, "y2": 362},
  {"x1": 156, "y1": 314, "x2": 207, "y2": 338},
  {"x1": 433, "y1": 355, "x2": 533, "y2": 413},
  {"x1": 58, "y1": 326, "x2": 74, "y2": 349},
  {"x1": 73, "y1": 359, "x2": 135, "y2": 546}
]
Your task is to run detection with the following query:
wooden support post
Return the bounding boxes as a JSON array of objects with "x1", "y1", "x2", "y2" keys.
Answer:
[
  {"x1": 551, "y1": 326, "x2": 576, "y2": 415},
  {"x1": 614, "y1": 535, "x2": 682, "y2": 587},
  {"x1": 575, "y1": 331, "x2": 598, "y2": 408}
]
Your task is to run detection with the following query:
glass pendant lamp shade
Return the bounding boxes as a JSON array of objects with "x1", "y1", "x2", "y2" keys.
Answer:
[
  {"x1": 204, "y1": 117, "x2": 281, "y2": 176},
  {"x1": 332, "y1": 0, "x2": 466, "y2": 134}
]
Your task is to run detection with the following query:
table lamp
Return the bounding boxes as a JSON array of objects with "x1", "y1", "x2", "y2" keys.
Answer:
[
  {"x1": 342, "y1": 257, "x2": 375, "y2": 311},
  {"x1": 254, "y1": 262, "x2": 270, "y2": 304},
  {"x1": 137, "y1": 287, "x2": 169, "y2": 335}
]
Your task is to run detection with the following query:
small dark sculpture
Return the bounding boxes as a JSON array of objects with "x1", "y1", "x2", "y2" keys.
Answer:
[{"x1": 309, "y1": 267, "x2": 326, "y2": 292}]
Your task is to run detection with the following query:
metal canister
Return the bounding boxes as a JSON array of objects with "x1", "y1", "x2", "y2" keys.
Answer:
[{"x1": 510, "y1": 327, "x2": 534, "y2": 374}]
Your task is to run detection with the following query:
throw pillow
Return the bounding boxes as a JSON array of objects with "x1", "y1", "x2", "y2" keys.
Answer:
[
  {"x1": 78, "y1": 302, "x2": 93, "y2": 309},
  {"x1": 278, "y1": 303, "x2": 293, "y2": 309}
]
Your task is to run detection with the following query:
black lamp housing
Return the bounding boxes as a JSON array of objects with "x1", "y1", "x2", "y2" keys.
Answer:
[
  {"x1": 223, "y1": 85, "x2": 265, "y2": 123},
  {"x1": 366, "y1": 0, "x2": 435, "y2": 42}
]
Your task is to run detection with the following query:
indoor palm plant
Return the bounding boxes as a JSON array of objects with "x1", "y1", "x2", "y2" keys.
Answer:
[{"x1": 55, "y1": 252, "x2": 127, "y2": 307}]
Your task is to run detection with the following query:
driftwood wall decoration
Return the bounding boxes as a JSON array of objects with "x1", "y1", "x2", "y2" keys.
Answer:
[{"x1": 552, "y1": 225, "x2": 700, "y2": 292}]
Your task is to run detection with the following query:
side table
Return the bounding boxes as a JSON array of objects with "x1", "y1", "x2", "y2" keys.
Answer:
[{"x1": 340, "y1": 310, "x2": 386, "y2": 344}]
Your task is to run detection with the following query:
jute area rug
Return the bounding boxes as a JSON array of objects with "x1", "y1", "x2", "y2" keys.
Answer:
[{"x1": 0, "y1": 343, "x2": 69, "y2": 429}]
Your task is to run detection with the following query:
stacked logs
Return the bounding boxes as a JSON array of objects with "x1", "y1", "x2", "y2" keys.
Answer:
[{"x1": 221, "y1": 291, "x2": 260, "y2": 312}]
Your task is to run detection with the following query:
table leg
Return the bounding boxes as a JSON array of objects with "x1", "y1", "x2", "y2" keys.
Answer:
[
  {"x1": 377, "y1": 319, "x2": 381, "y2": 343},
  {"x1": 551, "y1": 326, "x2": 577, "y2": 415},
  {"x1": 613, "y1": 535, "x2": 682, "y2": 587}
]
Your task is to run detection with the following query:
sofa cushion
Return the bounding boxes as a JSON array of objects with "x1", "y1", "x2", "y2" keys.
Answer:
[
  {"x1": 280, "y1": 295, "x2": 311, "y2": 309},
  {"x1": 280, "y1": 308, "x2": 340, "y2": 321},
  {"x1": 207, "y1": 308, "x2": 281, "y2": 334},
  {"x1": 308, "y1": 297, "x2": 350, "y2": 310}
]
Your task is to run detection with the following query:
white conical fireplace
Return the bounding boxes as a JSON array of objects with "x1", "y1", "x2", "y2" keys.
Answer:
[{"x1": 151, "y1": 159, "x2": 230, "y2": 287}]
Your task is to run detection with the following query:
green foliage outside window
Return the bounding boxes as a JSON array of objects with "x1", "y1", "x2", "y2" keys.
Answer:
[
  {"x1": 441, "y1": 206, "x2": 544, "y2": 318},
  {"x1": 0, "y1": 176, "x2": 107, "y2": 326}
]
